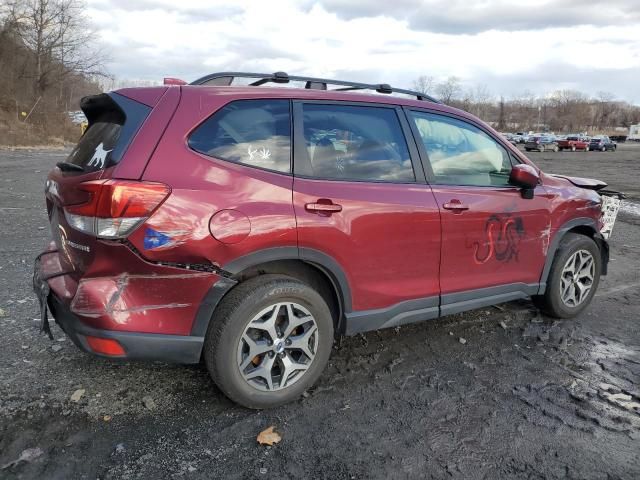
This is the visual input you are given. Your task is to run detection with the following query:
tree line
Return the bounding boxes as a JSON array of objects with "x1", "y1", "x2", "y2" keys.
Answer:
[
  {"x1": 0, "y1": 0, "x2": 105, "y2": 144},
  {"x1": 413, "y1": 75, "x2": 640, "y2": 134}
]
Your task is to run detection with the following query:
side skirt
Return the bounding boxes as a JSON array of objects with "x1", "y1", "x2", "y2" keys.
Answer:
[{"x1": 345, "y1": 283, "x2": 541, "y2": 335}]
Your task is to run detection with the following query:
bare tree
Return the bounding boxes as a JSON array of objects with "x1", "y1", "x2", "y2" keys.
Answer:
[
  {"x1": 411, "y1": 74, "x2": 640, "y2": 134},
  {"x1": 497, "y1": 96, "x2": 506, "y2": 130},
  {"x1": 7, "y1": 0, "x2": 106, "y2": 98},
  {"x1": 436, "y1": 76, "x2": 462, "y2": 104},
  {"x1": 0, "y1": 0, "x2": 106, "y2": 144},
  {"x1": 595, "y1": 91, "x2": 617, "y2": 129},
  {"x1": 412, "y1": 75, "x2": 436, "y2": 96}
]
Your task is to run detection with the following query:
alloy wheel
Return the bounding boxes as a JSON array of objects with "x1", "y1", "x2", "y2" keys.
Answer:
[
  {"x1": 236, "y1": 302, "x2": 319, "y2": 392},
  {"x1": 560, "y1": 249, "x2": 595, "y2": 307}
]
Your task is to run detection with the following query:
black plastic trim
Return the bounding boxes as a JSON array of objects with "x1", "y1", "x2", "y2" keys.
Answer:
[
  {"x1": 440, "y1": 283, "x2": 540, "y2": 316},
  {"x1": 344, "y1": 283, "x2": 542, "y2": 335},
  {"x1": 299, "y1": 247, "x2": 352, "y2": 313},
  {"x1": 345, "y1": 296, "x2": 439, "y2": 334},
  {"x1": 190, "y1": 277, "x2": 237, "y2": 336},
  {"x1": 189, "y1": 247, "x2": 353, "y2": 336},
  {"x1": 537, "y1": 217, "x2": 600, "y2": 294}
]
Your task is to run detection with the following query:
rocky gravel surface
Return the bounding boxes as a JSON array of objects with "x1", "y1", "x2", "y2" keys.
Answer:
[{"x1": 1, "y1": 145, "x2": 639, "y2": 479}]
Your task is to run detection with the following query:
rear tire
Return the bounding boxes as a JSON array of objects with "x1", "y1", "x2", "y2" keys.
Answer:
[
  {"x1": 532, "y1": 233, "x2": 601, "y2": 318},
  {"x1": 203, "y1": 274, "x2": 334, "y2": 409}
]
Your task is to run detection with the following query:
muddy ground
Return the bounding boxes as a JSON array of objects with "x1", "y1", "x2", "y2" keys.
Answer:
[{"x1": 1, "y1": 144, "x2": 639, "y2": 479}]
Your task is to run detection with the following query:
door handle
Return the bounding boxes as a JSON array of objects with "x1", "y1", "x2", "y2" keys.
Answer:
[
  {"x1": 442, "y1": 200, "x2": 469, "y2": 212},
  {"x1": 305, "y1": 200, "x2": 342, "y2": 215}
]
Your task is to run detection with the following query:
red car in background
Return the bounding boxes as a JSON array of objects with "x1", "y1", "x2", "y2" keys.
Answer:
[
  {"x1": 33, "y1": 72, "x2": 620, "y2": 408},
  {"x1": 557, "y1": 135, "x2": 590, "y2": 151}
]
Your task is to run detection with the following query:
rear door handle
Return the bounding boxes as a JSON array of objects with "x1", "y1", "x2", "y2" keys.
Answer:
[
  {"x1": 305, "y1": 200, "x2": 342, "y2": 215},
  {"x1": 442, "y1": 200, "x2": 469, "y2": 212}
]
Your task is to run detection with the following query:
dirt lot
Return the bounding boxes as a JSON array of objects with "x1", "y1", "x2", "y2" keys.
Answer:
[{"x1": 1, "y1": 144, "x2": 639, "y2": 479}]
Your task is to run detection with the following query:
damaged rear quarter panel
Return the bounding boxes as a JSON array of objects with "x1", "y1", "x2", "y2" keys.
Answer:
[
  {"x1": 129, "y1": 87, "x2": 298, "y2": 268},
  {"x1": 70, "y1": 271, "x2": 214, "y2": 334},
  {"x1": 68, "y1": 241, "x2": 220, "y2": 335}
]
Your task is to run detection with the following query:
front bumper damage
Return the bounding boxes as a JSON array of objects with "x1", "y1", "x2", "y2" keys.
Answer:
[{"x1": 599, "y1": 190, "x2": 625, "y2": 240}]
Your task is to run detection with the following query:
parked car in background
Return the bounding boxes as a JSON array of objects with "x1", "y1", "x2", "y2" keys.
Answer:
[
  {"x1": 589, "y1": 136, "x2": 616, "y2": 152},
  {"x1": 525, "y1": 135, "x2": 559, "y2": 152},
  {"x1": 501, "y1": 133, "x2": 518, "y2": 146},
  {"x1": 557, "y1": 135, "x2": 590, "y2": 151},
  {"x1": 513, "y1": 132, "x2": 527, "y2": 143}
]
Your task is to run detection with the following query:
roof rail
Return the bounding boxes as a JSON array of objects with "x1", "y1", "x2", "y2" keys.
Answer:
[{"x1": 189, "y1": 71, "x2": 440, "y2": 103}]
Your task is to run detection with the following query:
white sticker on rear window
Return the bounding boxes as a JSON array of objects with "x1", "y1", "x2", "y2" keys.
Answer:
[
  {"x1": 87, "y1": 142, "x2": 113, "y2": 169},
  {"x1": 247, "y1": 145, "x2": 271, "y2": 161}
]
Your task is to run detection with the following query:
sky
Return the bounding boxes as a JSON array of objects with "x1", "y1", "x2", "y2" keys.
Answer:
[{"x1": 86, "y1": 0, "x2": 640, "y2": 103}]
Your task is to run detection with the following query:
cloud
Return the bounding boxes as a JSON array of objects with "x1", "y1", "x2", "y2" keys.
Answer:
[
  {"x1": 85, "y1": 0, "x2": 640, "y2": 104},
  {"x1": 311, "y1": 0, "x2": 640, "y2": 33}
]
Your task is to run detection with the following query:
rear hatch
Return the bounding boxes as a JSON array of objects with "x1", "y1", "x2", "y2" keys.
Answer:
[{"x1": 45, "y1": 92, "x2": 154, "y2": 278}]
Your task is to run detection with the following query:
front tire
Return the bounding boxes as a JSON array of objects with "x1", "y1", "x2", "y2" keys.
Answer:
[
  {"x1": 532, "y1": 233, "x2": 601, "y2": 318},
  {"x1": 204, "y1": 275, "x2": 334, "y2": 409}
]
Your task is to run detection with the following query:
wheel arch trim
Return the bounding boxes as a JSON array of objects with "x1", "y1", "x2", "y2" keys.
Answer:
[
  {"x1": 190, "y1": 247, "x2": 352, "y2": 336},
  {"x1": 538, "y1": 217, "x2": 606, "y2": 295}
]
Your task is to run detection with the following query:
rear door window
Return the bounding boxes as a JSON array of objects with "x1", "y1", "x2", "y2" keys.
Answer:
[
  {"x1": 298, "y1": 103, "x2": 415, "y2": 182},
  {"x1": 188, "y1": 99, "x2": 291, "y2": 173},
  {"x1": 66, "y1": 93, "x2": 150, "y2": 172}
]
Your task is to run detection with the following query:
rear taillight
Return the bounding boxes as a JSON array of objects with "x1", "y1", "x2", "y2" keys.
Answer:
[{"x1": 64, "y1": 180, "x2": 170, "y2": 238}]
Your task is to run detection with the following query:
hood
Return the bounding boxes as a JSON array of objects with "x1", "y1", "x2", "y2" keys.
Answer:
[{"x1": 549, "y1": 174, "x2": 608, "y2": 191}]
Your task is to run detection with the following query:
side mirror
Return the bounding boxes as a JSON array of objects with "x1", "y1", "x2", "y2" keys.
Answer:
[{"x1": 509, "y1": 164, "x2": 539, "y2": 199}]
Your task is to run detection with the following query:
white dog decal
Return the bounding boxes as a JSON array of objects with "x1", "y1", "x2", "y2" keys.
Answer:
[{"x1": 87, "y1": 143, "x2": 113, "y2": 168}]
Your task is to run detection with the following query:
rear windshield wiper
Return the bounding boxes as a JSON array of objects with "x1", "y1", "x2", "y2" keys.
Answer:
[{"x1": 56, "y1": 162, "x2": 85, "y2": 172}]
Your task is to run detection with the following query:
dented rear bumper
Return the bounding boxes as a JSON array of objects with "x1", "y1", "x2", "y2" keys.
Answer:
[
  {"x1": 47, "y1": 293, "x2": 204, "y2": 363},
  {"x1": 32, "y1": 244, "x2": 222, "y2": 363}
]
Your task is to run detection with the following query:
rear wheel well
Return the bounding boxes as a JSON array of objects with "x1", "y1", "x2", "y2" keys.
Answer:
[{"x1": 232, "y1": 260, "x2": 344, "y2": 334}]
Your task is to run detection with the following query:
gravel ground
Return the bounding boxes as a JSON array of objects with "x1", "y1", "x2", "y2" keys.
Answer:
[{"x1": 1, "y1": 144, "x2": 639, "y2": 479}]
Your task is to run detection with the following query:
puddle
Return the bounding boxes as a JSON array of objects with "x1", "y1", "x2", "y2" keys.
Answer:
[{"x1": 620, "y1": 201, "x2": 640, "y2": 217}]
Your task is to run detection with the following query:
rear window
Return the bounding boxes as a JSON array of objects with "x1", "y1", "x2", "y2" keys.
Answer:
[
  {"x1": 188, "y1": 99, "x2": 291, "y2": 173},
  {"x1": 66, "y1": 93, "x2": 151, "y2": 172}
]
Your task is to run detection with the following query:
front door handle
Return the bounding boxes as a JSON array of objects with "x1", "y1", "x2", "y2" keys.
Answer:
[
  {"x1": 305, "y1": 199, "x2": 343, "y2": 215},
  {"x1": 442, "y1": 200, "x2": 469, "y2": 213}
]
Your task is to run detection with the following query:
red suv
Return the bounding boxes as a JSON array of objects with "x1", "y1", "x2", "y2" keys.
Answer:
[{"x1": 34, "y1": 72, "x2": 620, "y2": 408}]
